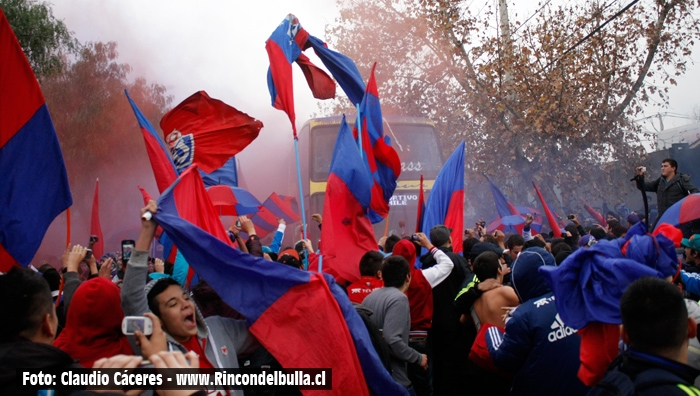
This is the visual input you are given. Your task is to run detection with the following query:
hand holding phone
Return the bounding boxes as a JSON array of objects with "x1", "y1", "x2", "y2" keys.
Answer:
[
  {"x1": 122, "y1": 316, "x2": 153, "y2": 336},
  {"x1": 121, "y1": 239, "x2": 135, "y2": 263}
]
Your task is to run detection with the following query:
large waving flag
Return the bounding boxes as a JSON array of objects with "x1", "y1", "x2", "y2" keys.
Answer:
[
  {"x1": 320, "y1": 116, "x2": 378, "y2": 283},
  {"x1": 354, "y1": 63, "x2": 401, "y2": 223},
  {"x1": 533, "y1": 182, "x2": 563, "y2": 238},
  {"x1": 266, "y1": 14, "x2": 364, "y2": 136},
  {"x1": 154, "y1": 166, "x2": 406, "y2": 396},
  {"x1": 0, "y1": 10, "x2": 72, "y2": 269},
  {"x1": 421, "y1": 142, "x2": 465, "y2": 257},
  {"x1": 90, "y1": 179, "x2": 104, "y2": 260},
  {"x1": 160, "y1": 91, "x2": 263, "y2": 174},
  {"x1": 126, "y1": 90, "x2": 178, "y2": 193}
]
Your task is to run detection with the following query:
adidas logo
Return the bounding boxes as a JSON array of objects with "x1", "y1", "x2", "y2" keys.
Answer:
[{"x1": 548, "y1": 314, "x2": 576, "y2": 342}]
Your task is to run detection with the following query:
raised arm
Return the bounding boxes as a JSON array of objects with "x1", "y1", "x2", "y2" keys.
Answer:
[{"x1": 121, "y1": 200, "x2": 157, "y2": 317}]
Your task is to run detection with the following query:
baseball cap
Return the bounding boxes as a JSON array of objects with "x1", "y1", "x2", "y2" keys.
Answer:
[
  {"x1": 429, "y1": 225, "x2": 452, "y2": 247},
  {"x1": 682, "y1": 234, "x2": 700, "y2": 251}
]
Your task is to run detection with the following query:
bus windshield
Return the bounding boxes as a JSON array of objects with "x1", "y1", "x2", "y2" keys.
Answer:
[{"x1": 310, "y1": 121, "x2": 442, "y2": 181}]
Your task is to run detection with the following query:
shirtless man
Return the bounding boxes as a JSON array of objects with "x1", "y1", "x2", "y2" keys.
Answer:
[{"x1": 471, "y1": 251, "x2": 519, "y2": 328}]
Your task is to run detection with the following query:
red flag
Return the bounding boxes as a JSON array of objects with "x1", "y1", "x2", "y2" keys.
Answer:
[
  {"x1": 533, "y1": 182, "x2": 562, "y2": 238},
  {"x1": 90, "y1": 179, "x2": 104, "y2": 259},
  {"x1": 160, "y1": 91, "x2": 263, "y2": 174},
  {"x1": 137, "y1": 186, "x2": 153, "y2": 206},
  {"x1": 581, "y1": 200, "x2": 607, "y2": 228},
  {"x1": 416, "y1": 174, "x2": 425, "y2": 233}
]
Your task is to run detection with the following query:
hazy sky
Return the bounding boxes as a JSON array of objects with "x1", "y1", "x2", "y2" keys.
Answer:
[{"x1": 49, "y1": 0, "x2": 699, "y2": 187}]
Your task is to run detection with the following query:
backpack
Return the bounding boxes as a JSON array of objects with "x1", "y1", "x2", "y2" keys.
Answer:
[
  {"x1": 355, "y1": 306, "x2": 393, "y2": 374},
  {"x1": 239, "y1": 347, "x2": 301, "y2": 396}
]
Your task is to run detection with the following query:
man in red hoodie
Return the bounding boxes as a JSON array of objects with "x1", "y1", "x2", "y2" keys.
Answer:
[{"x1": 392, "y1": 234, "x2": 454, "y2": 396}]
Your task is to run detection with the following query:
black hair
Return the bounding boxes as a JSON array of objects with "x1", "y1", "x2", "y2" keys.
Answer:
[
  {"x1": 0, "y1": 267, "x2": 54, "y2": 341},
  {"x1": 551, "y1": 241, "x2": 572, "y2": 258},
  {"x1": 268, "y1": 252, "x2": 279, "y2": 262},
  {"x1": 482, "y1": 234, "x2": 497, "y2": 245},
  {"x1": 505, "y1": 234, "x2": 525, "y2": 250},
  {"x1": 564, "y1": 224, "x2": 580, "y2": 239},
  {"x1": 147, "y1": 277, "x2": 183, "y2": 317},
  {"x1": 278, "y1": 254, "x2": 302, "y2": 269},
  {"x1": 384, "y1": 235, "x2": 401, "y2": 254},
  {"x1": 589, "y1": 227, "x2": 607, "y2": 241},
  {"x1": 462, "y1": 237, "x2": 479, "y2": 261},
  {"x1": 621, "y1": 277, "x2": 688, "y2": 354},
  {"x1": 608, "y1": 219, "x2": 621, "y2": 229},
  {"x1": 662, "y1": 158, "x2": 678, "y2": 171},
  {"x1": 359, "y1": 251, "x2": 384, "y2": 277},
  {"x1": 612, "y1": 225, "x2": 628, "y2": 238},
  {"x1": 381, "y1": 256, "x2": 410, "y2": 288},
  {"x1": 473, "y1": 251, "x2": 501, "y2": 281},
  {"x1": 524, "y1": 238, "x2": 546, "y2": 250},
  {"x1": 42, "y1": 268, "x2": 61, "y2": 292}
]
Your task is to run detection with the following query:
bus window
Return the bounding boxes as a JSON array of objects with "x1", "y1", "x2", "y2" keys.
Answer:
[{"x1": 310, "y1": 120, "x2": 443, "y2": 182}]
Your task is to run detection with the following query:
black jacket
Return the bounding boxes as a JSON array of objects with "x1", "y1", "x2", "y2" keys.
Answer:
[
  {"x1": 0, "y1": 338, "x2": 82, "y2": 396},
  {"x1": 638, "y1": 172, "x2": 698, "y2": 220},
  {"x1": 589, "y1": 349, "x2": 700, "y2": 396}
]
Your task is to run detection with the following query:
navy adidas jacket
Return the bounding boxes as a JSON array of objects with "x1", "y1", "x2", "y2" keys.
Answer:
[{"x1": 486, "y1": 247, "x2": 589, "y2": 396}]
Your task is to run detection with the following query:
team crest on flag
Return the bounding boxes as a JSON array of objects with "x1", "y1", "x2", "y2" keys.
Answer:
[{"x1": 170, "y1": 132, "x2": 195, "y2": 172}]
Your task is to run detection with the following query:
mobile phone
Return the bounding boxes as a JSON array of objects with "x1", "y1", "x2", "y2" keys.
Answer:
[
  {"x1": 89, "y1": 235, "x2": 99, "y2": 243},
  {"x1": 121, "y1": 316, "x2": 153, "y2": 335},
  {"x1": 121, "y1": 239, "x2": 135, "y2": 263},
  {"x1": 568, "y1": 214, "x2": 575, "y2": 220},
  {"x1": 235, "y1": 220, "x2": 242, "y2": 228},
  {"x1": 84, "y1": 249, "x2": 93, "y2": 260}
]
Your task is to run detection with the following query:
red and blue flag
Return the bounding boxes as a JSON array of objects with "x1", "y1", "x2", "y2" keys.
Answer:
[
  {"x1": 266, "y1": 14, "x2": 364, "y2": 136},
  {"x1": 320, "y1": 116, "x2": 378, "y2": 283},
  {"x1": 354, "y1": 63, "x2": 401, "y2": 223},
  {"x1": 126, "y1": 90, "x2": 178, "y2": 194},
  {"x1": 154, "y1": 166, "x2": 406, "y2": 396},
  {"x1": 0, "y1": 10, "x2": 72, "y2": 269},
  {"x1": 421, "y1": 142, "x2": 465, "y2": 258},
  {"x1": 263, "y1": 192, "x2": 301, "y2": 223},
  {"x1": 484, "y1": 174, "x2": 522, "y2": 234},
  {"x1": 533, "y1": 182, "x2": 563, "y2": 238}
]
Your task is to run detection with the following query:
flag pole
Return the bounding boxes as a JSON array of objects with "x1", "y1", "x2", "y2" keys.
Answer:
[
  {"x1": 356, "y1": 104, "x2": 362, "y2": 159},
  {"x1": 65, "y1": 207, "x2": 71, "y2": 248},
  {"x1": 318, "y1": 254, "x2": 323, "y2": 274},
  {"x1": 293, "y1": 135, "x2": 309, "y2": 270},
  {"x1": 383, "y1": 214, "x2": 390, "y2": 238}
]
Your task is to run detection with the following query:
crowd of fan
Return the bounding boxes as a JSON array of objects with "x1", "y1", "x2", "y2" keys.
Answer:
[{"x1": 2, "y1": 159, "x2": 700, "y2": 396}]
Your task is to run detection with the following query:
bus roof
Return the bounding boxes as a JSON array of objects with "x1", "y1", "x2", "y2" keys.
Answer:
[{"x1": 301, "y1": 115, "x2": 436, "y2": 131}]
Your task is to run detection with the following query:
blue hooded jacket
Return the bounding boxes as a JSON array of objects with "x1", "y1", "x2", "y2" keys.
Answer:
[{"x1": 486, "y1": 247, "x2": 589, "y2": 396}]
